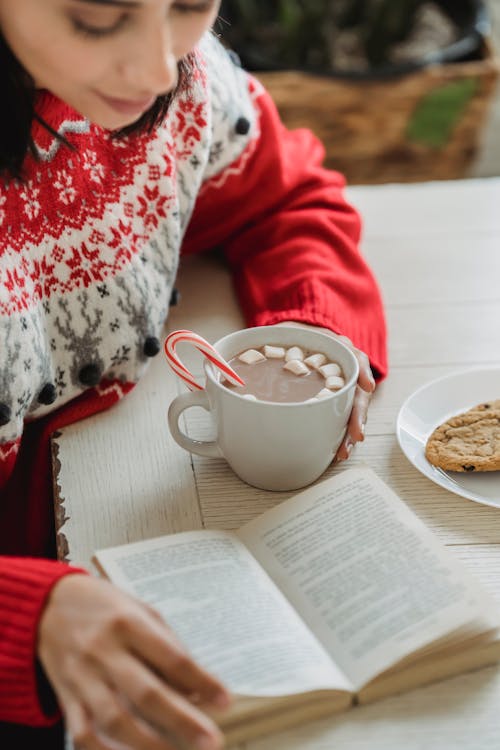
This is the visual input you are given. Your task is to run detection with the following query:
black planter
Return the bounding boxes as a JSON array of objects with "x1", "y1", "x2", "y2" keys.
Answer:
[{"x1": 219, "y1": 0, "x2": 492, "y2": 81}]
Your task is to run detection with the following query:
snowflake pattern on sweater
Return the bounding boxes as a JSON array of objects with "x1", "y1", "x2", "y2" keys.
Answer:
[{"x1": 0, "y1": 34, "x2": 257, "y2": 456}]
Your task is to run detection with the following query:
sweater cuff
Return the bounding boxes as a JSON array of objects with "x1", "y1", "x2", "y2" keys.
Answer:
[{"x1": 0, "y1": 557, "x2": 87, "y2": 726}]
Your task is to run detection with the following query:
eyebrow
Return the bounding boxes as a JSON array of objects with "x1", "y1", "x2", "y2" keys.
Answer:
[{"x1": 72, "y1": 0, "x2": 141, "y2": 7}]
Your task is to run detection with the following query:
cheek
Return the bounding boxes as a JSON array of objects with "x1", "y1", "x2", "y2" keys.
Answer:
[
  {"x1": 5, "y1": 21, "x2": 104, "y2": 89},
  {"x1": 172, "y1": 8, "x2": 220, "y2": 59}
]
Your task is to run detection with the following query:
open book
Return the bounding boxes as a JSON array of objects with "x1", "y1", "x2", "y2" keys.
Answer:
[{"x1": 93, "y1": 466, "x2": 500, "y2": 746}]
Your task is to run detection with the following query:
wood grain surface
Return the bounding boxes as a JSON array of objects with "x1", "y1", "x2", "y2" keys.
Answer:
[{"x1": 53, "y1": 178, "x2": 500, "y2": 749}]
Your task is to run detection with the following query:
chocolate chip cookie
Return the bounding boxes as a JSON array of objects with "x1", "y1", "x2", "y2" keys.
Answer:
[{"x1": 425, "y1": 401, "x2": 500, "y2": 472}]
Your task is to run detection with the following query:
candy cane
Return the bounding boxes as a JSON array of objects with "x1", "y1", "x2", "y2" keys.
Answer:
[{"x1": 164, "y1": 329, "x2": 245, "y2": 391}]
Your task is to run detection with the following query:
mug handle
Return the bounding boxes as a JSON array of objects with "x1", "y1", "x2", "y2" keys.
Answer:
[{"x1": 168, "y1": 390, "x2": 222, "y2": 458}]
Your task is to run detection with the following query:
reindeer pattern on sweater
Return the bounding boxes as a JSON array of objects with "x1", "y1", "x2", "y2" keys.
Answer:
[{"x1": 0, "y1": 34, "x2": 258, "y2": 456}]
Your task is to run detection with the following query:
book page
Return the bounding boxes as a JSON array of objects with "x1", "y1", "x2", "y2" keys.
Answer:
[
  {"x1": 93, "y1": 529, "x2": 352, "y2": 697},
  {"x1": 237, "y1": 466, "x2": 499, "y2": 690}
]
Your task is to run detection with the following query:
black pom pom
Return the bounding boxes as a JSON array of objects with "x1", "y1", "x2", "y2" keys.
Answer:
[
  {"x1": 78, "y1": 364, "x2": 102, "y2": 387},
  {"x1": 38, "y1": 383, "x2": 57, "y2": 405},
  {"x1": 0, "y1": 402, "x2": 11, "y2": 426},
  {"x1": 169, "y1": 288, "x2": 181, "y2": 307},
  {"x1": 144, "y1": 336, "x2": 161, "y2": 357},
  {"x1": 235, "y1": 116, "x2": 251, "y2": 135}
]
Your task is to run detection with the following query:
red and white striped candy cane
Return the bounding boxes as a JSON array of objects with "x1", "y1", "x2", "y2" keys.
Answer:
[{"x1": 164, "y1": 329, "x2": 245, "y2": 391}]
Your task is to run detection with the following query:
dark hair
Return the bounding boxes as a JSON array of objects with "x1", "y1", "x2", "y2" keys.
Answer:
[{"x1": 0, "y1": 32, "x2": 197, "y2": 180}]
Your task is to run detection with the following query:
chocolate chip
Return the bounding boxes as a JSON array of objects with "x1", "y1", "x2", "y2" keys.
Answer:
[
  {"x1": 38, "y1": 383, "x2": 57, "y2": 405},
  {"x1": 78, "y1": 364, "x2": 102, "y2": 387},
  {"x1": 235, "y1": 116, "x2": 251, "y2": 135},
  {"x1": 462, "y1": 465, "x2": 476, "y2": 472},
  {"x1": 144, "y1": 336, "x2": 161, "y2": 357}
]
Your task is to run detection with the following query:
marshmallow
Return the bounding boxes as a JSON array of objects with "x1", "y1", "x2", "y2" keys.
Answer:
[
  {"x1": 315, "y1": 388, "x2": 333, "y2": 399},
  {"x1": 319, "y1": 362, "x2": 342, "y2": 378},
  {"x1": 285, "y1": 346, "x2": 305, "y2": 362},
  {"x1": 238, "y1": 349, "x2": 266, "y2": 365},
  {"x1": 304, "y1": 353, "x2": 327, "y2": 369},
  {"x1": 325, "y1": 375, "x2": 345, "y2": 390},
  {"x1": 283, "y1": 360, "x2": 310, "y2": 376},
  {"x1": 264, "y1": 345, "x2": 285, "y2": 359}
]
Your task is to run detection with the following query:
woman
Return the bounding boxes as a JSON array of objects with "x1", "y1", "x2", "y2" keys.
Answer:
[{"x1": 0, "y1": 1, "x2": 387, "y2": 748}]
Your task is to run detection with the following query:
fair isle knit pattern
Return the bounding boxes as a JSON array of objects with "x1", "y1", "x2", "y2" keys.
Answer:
[
  {"x1": 0, "y1": 34, "x2": 257, "y2": 468},
  {"x1": 0, "y1": 29, "x2": 391, "y2": 732}
]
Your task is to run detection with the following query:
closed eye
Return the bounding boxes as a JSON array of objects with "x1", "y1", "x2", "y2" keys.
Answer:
[
  {"x1": 173, "y1": 1, "x2": 216, "y2": 11},
  {"x1": 70, "y1": 0, "x2": 216, "y2": 37},
  {"x1": 71, "y1": 14, "x2": 128, "y2": 37}
]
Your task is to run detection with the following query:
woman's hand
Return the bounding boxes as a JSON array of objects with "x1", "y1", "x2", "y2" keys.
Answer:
[
  {"x1": 275, "y1": 321, "x2": 376, "y2": 461},
  {"x1": 38, "y1": 574, "x2": 231, "y2": 750}
]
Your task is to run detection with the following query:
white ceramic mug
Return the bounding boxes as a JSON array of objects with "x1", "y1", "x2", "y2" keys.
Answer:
[{"x1": 167, "y1": 325, "x2": 359, "y2": 491}]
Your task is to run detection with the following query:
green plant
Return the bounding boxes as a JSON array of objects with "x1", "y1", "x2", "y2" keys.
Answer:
[{"x1": 219, "y1": 0, "x2": 453, "y2": 71}]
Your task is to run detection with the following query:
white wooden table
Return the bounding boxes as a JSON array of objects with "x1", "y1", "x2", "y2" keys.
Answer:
[{"x1": 53, "y1": 178, "x2": 500, "y2": 750}]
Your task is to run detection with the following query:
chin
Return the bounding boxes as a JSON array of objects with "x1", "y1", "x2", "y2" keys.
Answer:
[
  {"x1": 106, "y1": 116, "x2": 142, "y2": 131},
  {"x1": 65, "y1": 96, "x2": 144, "y2": 131},
  {"x1": 91, "y1": 111, "x2": 144, "y2": 131}
]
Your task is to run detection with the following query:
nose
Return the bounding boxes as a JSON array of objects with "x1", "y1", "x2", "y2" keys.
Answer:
[{"x1": 120, "y1": 26, "x2": 178, "y2": 97}]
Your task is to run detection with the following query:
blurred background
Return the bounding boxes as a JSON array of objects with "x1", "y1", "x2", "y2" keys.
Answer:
[
  {"x1": 473, "y1": 0, "x2": 500, "y2": 176},
  {"x1": 218, "y1": 0, "x2": 500, "y2": 184}
]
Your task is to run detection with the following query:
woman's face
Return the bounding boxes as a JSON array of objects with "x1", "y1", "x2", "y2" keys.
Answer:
[{"x1": 0, "y1": 0, "x2": 220, "y2": 129}]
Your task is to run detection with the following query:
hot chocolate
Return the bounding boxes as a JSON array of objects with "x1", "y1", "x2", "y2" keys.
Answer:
[
  {"x1": 222, "y1": 344, "x2": 345, "y2": 403},
  {"x1": 167, "y1": 325, "x2": 359, "y2": 490}
]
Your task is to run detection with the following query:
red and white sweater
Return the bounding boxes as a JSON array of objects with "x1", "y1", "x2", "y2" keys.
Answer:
[{"x1": 0, "y1": 33, "x2": 387, "y2": 727}]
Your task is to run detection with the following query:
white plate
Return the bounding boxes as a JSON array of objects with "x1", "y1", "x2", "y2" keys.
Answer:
[{"x1": 396, "y1": 366, "x2": 500, "y2": 508}]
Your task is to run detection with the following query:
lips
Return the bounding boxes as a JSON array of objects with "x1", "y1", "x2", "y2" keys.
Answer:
[{"x1": 97, "y1": 92, "x2": 157, "y2": 116}]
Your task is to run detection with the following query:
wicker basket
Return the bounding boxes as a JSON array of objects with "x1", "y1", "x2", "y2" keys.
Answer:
[{"x1": 255, "y1": 40, "x2": 500, "y2": 184}]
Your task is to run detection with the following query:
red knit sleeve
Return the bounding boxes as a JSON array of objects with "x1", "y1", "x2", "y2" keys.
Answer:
[
  {"x1": 0, "y1": 557, "x2": 87, "y2": 726},
  {"x1": 182, "y1": 81, "x2": 388, "y2": 380}
]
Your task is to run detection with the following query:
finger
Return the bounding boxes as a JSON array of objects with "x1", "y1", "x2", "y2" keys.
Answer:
[
  {"x1": 336, "y1": 387, "x2": 371, "y2": 461},
  {"x1": 122, "y1": 612, "x2": 231, "y2": 708},
  {"x1": 348, "y1": 387, "x2": 371, "y2": 442},
  {"x1": 48, "y1": 680, "x2": 112, "y2": 750},
  {"x1": 107, "y1": 653, "x2": 225, "y2": 750},
  {"x1": 76, "y1": 673, "x2": 181, "y2": 750},
  {"x1": 355, "y1": 351, "x2": 376, "y2": 393},
  {"x1": 336, "y1": 431, "x2": 354, "y2": 462},
  {"x1": 65, "y1": 700, "x2": 112, "y2": 750}
]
